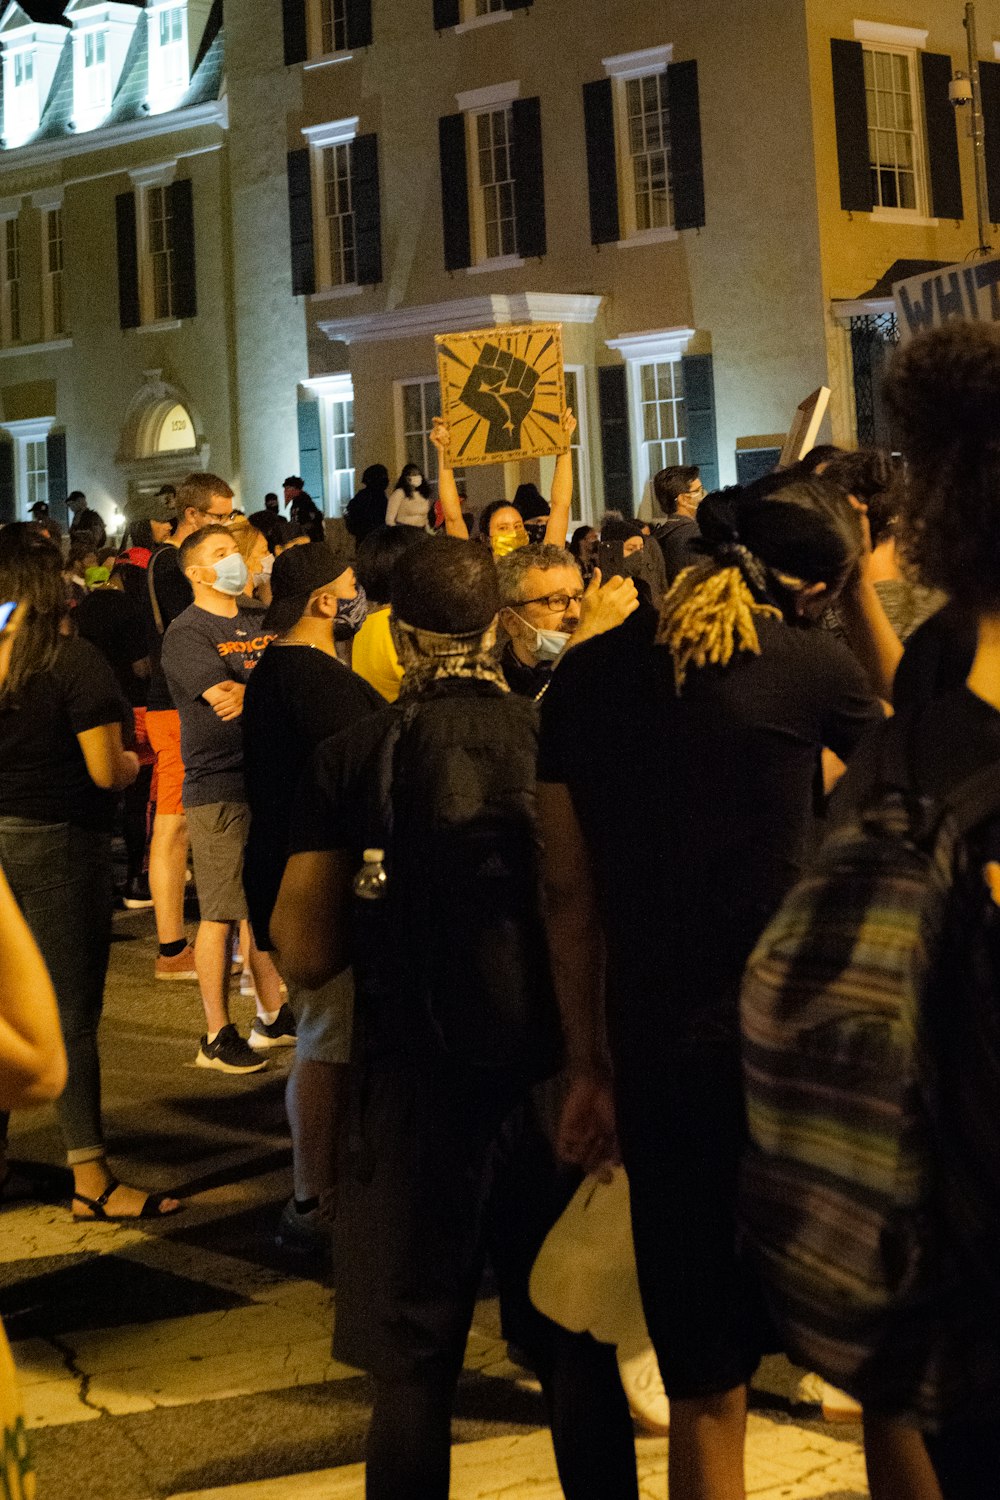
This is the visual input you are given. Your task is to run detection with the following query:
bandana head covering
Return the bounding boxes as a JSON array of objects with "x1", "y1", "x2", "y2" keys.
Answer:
[{"x1": 390, "y1": 615, "x2": 508, "y2": 700}]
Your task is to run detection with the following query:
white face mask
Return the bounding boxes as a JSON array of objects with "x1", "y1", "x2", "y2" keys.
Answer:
[{"x1": 514, "y1": 613, "x2": 570, "y2": 663}]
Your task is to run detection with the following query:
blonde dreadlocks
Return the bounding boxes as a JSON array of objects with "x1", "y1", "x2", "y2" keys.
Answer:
[{"x1": 655, "y1": 549, "x2": 781, "y2": 692}]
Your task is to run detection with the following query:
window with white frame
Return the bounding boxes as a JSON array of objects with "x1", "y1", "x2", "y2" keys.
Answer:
[
  {"x1": 147, "y1": 1, "x2": 189, "y2": 112},
  {"x1": 473, "y1": 0, "x2": 505, "y2": 15},
  {"x1": 5, "y1": 48, "x2": 38, "y2": 143},
  {"x1": 324, "y1": 391, "x2": 355, "y2": 514},
  {"x1": 475, "y1": 106, "x2": 517, "y2": 260},
  {"x1": 563, "y1": 369, "x2": 590, "y2": 523},
  {"x1": 398, "y1": 378, "x2": 467, "y2": 496},
  {"x1": 321, "y1": 142, "x2": 356, "y2": 287},
  {"x1": 45, "y1": 207, "x2": 66, "y2": 339},
  {"x1": 25, "y1": 438, "x2": 47, "y2": 511},
  {"x1": 862, "y1": 46, "x2": 923, "y2": 211},
  {"x1": 145, "y1": 185, "x2": 174, "y2": 321},
  {"x1": 638, "y1": 359, "x2": 686, "y2": 481},
  {"x1": 1, "y1": 217, "x2": 21, "y2": 346},
  {"x1": 82, "y1": 29, "x2": 109, "y2": 115},
  {"x1": 315, "y1": 0, "x2": 348, "y2": 55},
  {"x1": 625, "y1": 73, "x2": 672, "y2": 231}
]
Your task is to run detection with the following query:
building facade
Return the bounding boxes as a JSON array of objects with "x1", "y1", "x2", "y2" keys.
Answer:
[{"x1": 2, "y1": 1, "x2": 999, "y2": 530}]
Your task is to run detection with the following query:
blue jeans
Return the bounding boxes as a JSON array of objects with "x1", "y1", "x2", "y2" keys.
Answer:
[{"x1": 0, "y1": 818, "x2": 112, "y2": 1163}]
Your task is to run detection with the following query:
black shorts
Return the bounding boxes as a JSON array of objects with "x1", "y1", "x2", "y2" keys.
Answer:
[
  {"x1": 614, "y1": 1026, "x2": 773, "y2": 1400},
  {"x1": 332, "y1": 1059, "x2": 564, "y2": 1381}
]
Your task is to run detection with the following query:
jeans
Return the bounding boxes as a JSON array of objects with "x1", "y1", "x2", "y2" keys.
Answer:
[{"x1": 0, "y1": 818, "x2": 113, "y2": 1163}]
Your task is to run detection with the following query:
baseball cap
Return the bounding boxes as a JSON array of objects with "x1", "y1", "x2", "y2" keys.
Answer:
[
  {"x1": 125, "y1": 491, "x2": 175, "y2": 527},
  {"x1": 262, "y1": 541, "x2": 353, "y2": 633}
]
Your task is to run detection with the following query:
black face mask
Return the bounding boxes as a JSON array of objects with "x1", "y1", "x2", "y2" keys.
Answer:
[{"x1": 621, "y1": 545, "x2": 663, "y2": 605}]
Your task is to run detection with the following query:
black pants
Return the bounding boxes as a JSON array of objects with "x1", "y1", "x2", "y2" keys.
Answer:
[{"x1": 926, "y1": 1422, "x2": 1000, "y2": 1499}]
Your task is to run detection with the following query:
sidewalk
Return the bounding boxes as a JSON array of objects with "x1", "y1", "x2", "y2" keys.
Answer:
[{"x1": 1, "y1": 907, "x2": 869, "y2": 1499}]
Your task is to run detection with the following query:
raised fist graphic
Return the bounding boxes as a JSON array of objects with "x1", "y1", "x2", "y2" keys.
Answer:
[{"x1": 461, "y1": 343, "x2": 540, "y2": 454}]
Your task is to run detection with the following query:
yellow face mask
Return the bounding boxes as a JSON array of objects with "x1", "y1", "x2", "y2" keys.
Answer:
[{"x1": 491, "y1": 527, "x2": 529, "y2": 559}]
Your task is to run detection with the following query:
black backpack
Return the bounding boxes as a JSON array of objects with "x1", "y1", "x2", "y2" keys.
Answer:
[{"x1": 350, "y1": 690, "x2": 559, "y2": 1072}]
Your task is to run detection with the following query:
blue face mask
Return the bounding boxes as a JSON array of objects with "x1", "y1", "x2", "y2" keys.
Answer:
[
  {"x1": 210, "y1": 554, "x2": 249, "y2": 596},
  {"x1": 336, "y1": 586, "x2": 368, "y2": 635}
]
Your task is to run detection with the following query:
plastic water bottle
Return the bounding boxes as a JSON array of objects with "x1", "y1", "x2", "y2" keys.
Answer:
[{"x1": 353, "y1": 848, "x2": 388, "y2": 901}]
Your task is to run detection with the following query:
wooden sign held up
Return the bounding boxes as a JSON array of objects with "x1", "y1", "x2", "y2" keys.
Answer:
[
  {"x1": 778, "y1": 386, "x2": 831, "y2": 468},
  {"x1": 435, "y1": 323, "x2": 568, "y2": 467}
]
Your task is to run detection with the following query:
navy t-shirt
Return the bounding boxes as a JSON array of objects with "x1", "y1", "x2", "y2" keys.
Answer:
[{"x1": 161, "y1": 604, "x2": 273, "y2": 806}]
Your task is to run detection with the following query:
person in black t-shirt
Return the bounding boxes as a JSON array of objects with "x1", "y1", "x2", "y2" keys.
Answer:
[
  {"x1": 66, "y1": 490, "x2": 107, "y2": 551},
  {"x1": 344, "y1": 465, "x2": 390, "y2": 544},
  {"x1": 538, "y1": 477, "x2": 886, "y2": 1500},
  {"x1": 0, "y1": 525, "x2": 180, "y2": 1222},
  {"x1": 243, "y1": 543, "x2": 381, "y2": 1254}
]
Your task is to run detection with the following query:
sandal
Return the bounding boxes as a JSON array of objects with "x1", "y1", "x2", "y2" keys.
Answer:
[{"x1": 72, "y1": 1176, "x2": 182, "y2": 1222}]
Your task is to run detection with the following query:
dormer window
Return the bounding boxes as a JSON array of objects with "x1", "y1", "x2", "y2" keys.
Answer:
[
  {"x1": 66, "y1": 1, "x2": 140, "y2": 133},
  {"x1": 147, "y1": 0, "x2": 189, "y2": 115},
  {"x1": 0, "y1": 5, "x2": 68, "y2": 149}
]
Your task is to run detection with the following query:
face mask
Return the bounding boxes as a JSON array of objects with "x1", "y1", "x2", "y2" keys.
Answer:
[
  {"x1": 492, "y1": 528, "x2": 529, "y2": 559},
  {"x1": 259, "y1": 553, "x2": 274, "y2": 578},
  {"x1": 514, "y1": 614, "x2": 570, "y2": 663},
  {"x1": 209, "y1": 554, "x2": 249, "y2": 596},
  {"x1": 335, "y1": 586, "x2": 368, "y2": 635}
]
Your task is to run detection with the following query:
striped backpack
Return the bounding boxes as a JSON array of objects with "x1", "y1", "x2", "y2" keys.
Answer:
[{"x1": 740, "y1": 718, "x2": 1000, "y2": 1420}]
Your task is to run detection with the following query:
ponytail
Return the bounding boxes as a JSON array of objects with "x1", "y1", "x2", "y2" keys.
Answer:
[{"x1": 655, "y1": 555, "x2": 780, "y2": 692}]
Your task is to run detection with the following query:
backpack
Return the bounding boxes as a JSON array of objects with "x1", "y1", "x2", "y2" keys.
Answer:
[
  {"x1": 350, "y1": 690, "x2": 559, "y2": 1072},
  {"x1": 740, "y1": 715, "x2": 1000, "y2": 1420}
]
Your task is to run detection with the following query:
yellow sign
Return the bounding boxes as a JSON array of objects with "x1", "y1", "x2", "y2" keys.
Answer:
[{"x1": 435, "y1": 323, "x2": 567, "y2": 467}]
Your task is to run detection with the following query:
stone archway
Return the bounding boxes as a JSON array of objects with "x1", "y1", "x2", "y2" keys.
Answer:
[{"x1": 118, "y1": 370, "x2": 211, "y2": 504}]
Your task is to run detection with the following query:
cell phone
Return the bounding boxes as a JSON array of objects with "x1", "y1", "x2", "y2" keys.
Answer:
[
  {"x1": 597, "y1": 539, "x2": 626, "y2": 579},
  {"x1": 0, "y1": 601, "x2": 16, "y2": 633}
]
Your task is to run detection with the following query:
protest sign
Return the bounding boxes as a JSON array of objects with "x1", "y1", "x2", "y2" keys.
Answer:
[
  {"x1": 893, "y1": 256, "x2": 1000, "y2": 344},
  {"x1": 435, "y1": 323, "x2": 568, "y2": 467},
  {"x1": 779, "y1": 387, "x2": 831, "y2": 467}
]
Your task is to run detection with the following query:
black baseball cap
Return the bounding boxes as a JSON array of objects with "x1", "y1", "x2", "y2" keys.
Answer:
[{"x1": 263, "y1": 542, "x2": 353, "y2": 632}]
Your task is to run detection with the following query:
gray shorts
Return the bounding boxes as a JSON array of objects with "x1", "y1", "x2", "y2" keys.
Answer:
[
  {"x1": 185, "y1": 801, "x2": 250, "y2": 923},
  {"x1": 286, "y1": 970, "x2": 354, "y2": 1065}
]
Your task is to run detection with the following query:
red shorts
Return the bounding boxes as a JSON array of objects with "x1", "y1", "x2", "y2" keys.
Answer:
[
  {"x1": 133, "y1": 707, "x2": 156, "y2": 769},
  {"x1": 146, "y1": 709, "x2": 185, "y2": 817}
]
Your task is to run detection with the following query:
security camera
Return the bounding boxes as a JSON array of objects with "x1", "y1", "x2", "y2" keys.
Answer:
[{"x1": 950, "y1": 72, "x2": 973, "y2": 106}]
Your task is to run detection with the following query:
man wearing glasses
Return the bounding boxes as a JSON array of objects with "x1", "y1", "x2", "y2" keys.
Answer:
[
  {"x1": 495, "y1": 543, "x2": 639, "y2": 700},
  {"x1": 145, "y1": 474, "x2": 239, "y2": 983}
]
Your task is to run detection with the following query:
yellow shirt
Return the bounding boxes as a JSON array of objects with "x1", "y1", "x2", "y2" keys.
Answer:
[{"x1": 352, "y1": 607, "x2": 403, "y2": 703}]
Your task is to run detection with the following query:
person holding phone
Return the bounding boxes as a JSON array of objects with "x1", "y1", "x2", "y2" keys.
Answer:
[{"x1": 0, "y1": 525, "x2": 180, "y2": 1221}]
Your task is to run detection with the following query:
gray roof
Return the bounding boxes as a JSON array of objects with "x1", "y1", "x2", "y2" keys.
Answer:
[{"x1": 3, "y1": 0, "x2": 223, "y2": 151}]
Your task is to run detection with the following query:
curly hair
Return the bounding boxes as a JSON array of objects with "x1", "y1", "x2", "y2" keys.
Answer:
[{"x1": 884, "y1": 323, "x2": 1000, "y2": 611}]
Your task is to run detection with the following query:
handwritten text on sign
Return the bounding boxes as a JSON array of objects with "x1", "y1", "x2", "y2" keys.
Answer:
[{"x1": 893, "y1": 256, "x2": 1000, "y2": 344}]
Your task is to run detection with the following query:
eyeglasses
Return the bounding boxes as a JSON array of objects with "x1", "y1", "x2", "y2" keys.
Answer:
[
  {"x1": 208, "y1": 510, "x2": 235, "y2": 524},
  {"x1": 520, "y1": 591, "x2": 584, "y2": 612}
]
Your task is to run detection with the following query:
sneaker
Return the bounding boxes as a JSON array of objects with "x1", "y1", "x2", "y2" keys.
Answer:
[
  {"x1": 248, "y1": 1003, "x2": 297, "y2": 1051},
  {"x1": 275, "y1": 1195, "x2": 331, "y2": 1257},
  {"x1": 122, "y1": 875, "x2": 154, "y2": 910},
  {"x1": 195, "y1": 1024, "x2": 268, "y2": 1074},
  {"x1": 155, "y1": 944, "x2": 198, "y2": 982}
]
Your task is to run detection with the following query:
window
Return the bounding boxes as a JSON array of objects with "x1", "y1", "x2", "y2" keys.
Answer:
[
  {"x1": 3, "y1": 46, "x2": 40, "y2": 145},
  {"x1": 474, "y1": 0, "x2": 505, "y2": 14},
  {"x1": 82, "y1": 29, "x2": 109, "y2": 115},
  {"x1": 1, "y1": 218, "x2": 21, "y2": 346},
  {"x1": 638, "y1": 359, "x2": 686, "y2": 481},
  {"x1": 625, "y1": 73, "x2": 672, "y2": 231},
  {"x1": 863, "y1": 46, "x2": 921, "y2": 211},
  {"x1": 321, "y1": 142, "x2": 356, "y2": 287},
  {"x1": 147, "y1": 1, "x2": 189, "y2": 110},
  {"x1": 145, "y1": 185, "x2": 174, "y2": 321},
  {"x1": 398, "y1": 378, "x2": 466, "y2": 495},
  {"x1": 45, "y1": 208, "x2": 66, "y2": 339},
  {"x1": 25, "y1": 439, "x2": 47, "y2": 511},
  {"x1": 319, "y1": 0, "x2": 348, "y2": 54},
  {"x1": 563, "y1": 369, "x2": 590, "y2": 523},
  {"x1": 323, "y1": 392, "x2": 355, "y2": 514},
  {"x1": 13, "y1": 51, "x2": 32, "y2": 88},
  {"x1": 475, "y1": 106, "x2": 517, "y2": 260}
]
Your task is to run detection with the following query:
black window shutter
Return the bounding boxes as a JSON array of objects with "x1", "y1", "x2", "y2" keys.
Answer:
[
  {"x1": 297, "y1": 400, "x2": 325, "y2": 509},
  {"x1": 980, "y1": 60, "x2": 1000, "y2": 223},
  {"x1": 345, "y1": 0, "x2": 372, "y2": 48},
  {"x1": 582, "y1": 79, "x2": 620, "y2": 245},
  {"x1": 511, "y1": 96, "x2": 546, "y2": 258},
  {"x1": 115, "y1": 191, "x2": 140, "y2": 330},
  {"x1": 439, "y1": 113, "x2": 472, "y2": 272},
  {"x1": 46, "y1": 430, "x2": 68, "y2": 519},
  {"x1": 680, "y1": 354, "x2": 719, "y2": 495},
  {"x1": 282, "y1": 0, "x2": 307, "y2": 65},
  {"x1": 168, "y1": 178, "x2": 197, "y2": 320},
  {"x1": 504, "y1": 0, "x2": 533, "y2": 10},
  {"x1": 287, "y1": 149, "x2": 316, "y2": 296},
  {"x1": 597, "y1": 365, "x2": 633, "y2": 516},
  {"x1": 0, "y1": 442, "x2": 13, "y2": 523},
  {"x1": 667, "y1": 61, "x2": 705, "y2": 231},
  {"x1": 433, "y1": 0, "x2": 460, "y2": 26},
  {"x1": 831, "y1": 39, "x2": 873, "y2": 212},
  {"x1": 352, "y1": 133, "x2": 383, "y2": 286},
  {"x1": 921, "y1": 51, "x2": 964, "y2": 221}
]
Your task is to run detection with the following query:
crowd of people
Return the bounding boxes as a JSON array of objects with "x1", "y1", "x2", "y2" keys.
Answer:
[{"x1": 1, "y1": 324, "x2": 999, "y2": 1499}]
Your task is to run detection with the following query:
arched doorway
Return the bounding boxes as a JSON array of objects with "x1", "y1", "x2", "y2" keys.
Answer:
[{"x1": 118, "y1": 371, "x2": 209, "y2": 506}]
